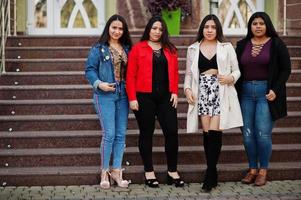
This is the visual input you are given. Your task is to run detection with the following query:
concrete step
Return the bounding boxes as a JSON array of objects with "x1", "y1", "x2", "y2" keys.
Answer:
[
  {"x1": 0, "y1": 112, "x2": 300, "y2": 131},
  {"x1": 5, "y1": 57, "x2": 301, "y2": 72},
  {"x1": 5, "y1": 58, "x2": 86, "y2": 72},
  {"x1": 1, "y1": 69, "x2": 301, "y2": 85},
  {"x1": 5, "y1": 35, "x2": 213, "y2": 47},
  {"x1": 0, "y1": 99, "x2": 95, "y2": 115},
  {"x1": 1, "y1": 128, "x2": 300, "y2": 149},
  {"x1": 289, "y1": 69, "x2": 301, "y2": 82},
  {"x1": 0, "y1": 83, "x2": 300, "y2": 100},
  {"x1": 1, "y1": 96, "x2": 300, "y2": 116},
  {"x1": 6, "y1": 45, "x2": 301, "y2": 59},
  {"x1": 5, "y1": 46, "x2": 90, "y2": 59},
  {"x1": 1, "y1": 144, "x2": 300, "y2": 167},
  {"x1": 287, "y1": 96, "x2": 301, "y2": 111},
  {"x1": 6, "y1": 35, "x2": 301, "y2": 47},
  {"x1": 0, "y1": 162, "x2": 300, "y2": 186},
  {"x1": 0, "y1": 71, "x2": 88, "y2": 85},
  {"x1": 0, "y1": 84, "x2": 92, "y2": 100}
]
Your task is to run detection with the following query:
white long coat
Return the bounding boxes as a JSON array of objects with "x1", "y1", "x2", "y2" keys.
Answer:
[{"x1": 184, "y1": 41, "x2": 243, "y2": 133}]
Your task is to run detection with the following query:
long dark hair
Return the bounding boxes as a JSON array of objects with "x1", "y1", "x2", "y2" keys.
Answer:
[
  {"x1": 98, "y1": 14, "x2": 132, "y2": 48},
  {"x1": 196, "y1": 14, "x2": 224, "y2": 42},
  {"x1": 141, "y1": 16, "x2": 176, "y2": 53},
  {"x1": 245, "y1": 12, "x2": 278, "y2": 40}
]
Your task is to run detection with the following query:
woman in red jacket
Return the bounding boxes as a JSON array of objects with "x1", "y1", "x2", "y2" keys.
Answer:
[{"x1": 126, "y1": 16, "x2": 183, "y2": 188}]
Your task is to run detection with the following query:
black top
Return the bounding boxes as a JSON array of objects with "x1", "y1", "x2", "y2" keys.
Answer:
[
  {"x1": 236, "y1": 37, "x2": 291, "y2": 121},
  {"x1": 152, "y1": 48, "x2": 169, "y2": 89},
  {"x1": 198, "y1": 51, "x2": 218, "y2": 73}
]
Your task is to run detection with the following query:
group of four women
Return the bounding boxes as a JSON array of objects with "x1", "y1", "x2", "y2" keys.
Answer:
[{"x1": 85, "y1": 12, "x2": 291, "y2": 191}]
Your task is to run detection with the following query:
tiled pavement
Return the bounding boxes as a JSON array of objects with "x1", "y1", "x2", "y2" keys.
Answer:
[{"x1": 0, "y1": 180, "x2": 300, "y2": 200}]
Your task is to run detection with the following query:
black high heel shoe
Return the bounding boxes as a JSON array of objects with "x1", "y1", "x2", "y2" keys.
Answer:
[
  {"x1": 167, "y1": 173, "x2": 184, "y2": 187},
  {"x1": 144, "y1": 176, "x2": 159, "y2": 188}
]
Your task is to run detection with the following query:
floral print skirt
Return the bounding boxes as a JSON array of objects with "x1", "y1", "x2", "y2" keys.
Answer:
[{"x1": 198, "y1": 74, "x2": 220, "y2": 116}]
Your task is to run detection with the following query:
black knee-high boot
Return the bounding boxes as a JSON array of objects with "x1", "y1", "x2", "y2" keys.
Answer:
[
  {"x1": 211, "y1": 130, "x2": 222, "y2": 187},
  {"x1": 202, "y1": 130, "x2": 222, "y2": 192},
  {"x1": 202, "y1": 131, "x2": 209, "y2": 185},
  {"x1": 203, "y1": 131, "x2": 209, "y2": 159}
]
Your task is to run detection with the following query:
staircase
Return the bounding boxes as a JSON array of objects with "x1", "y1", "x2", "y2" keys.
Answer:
[{"x1": 0, "y1": 35, "x2": 301, "y2": 186}]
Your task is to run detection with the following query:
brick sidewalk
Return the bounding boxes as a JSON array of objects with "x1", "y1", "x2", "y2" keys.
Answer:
[{"x1": 0, "y1": 180, "x2": 300, "y2": 200}]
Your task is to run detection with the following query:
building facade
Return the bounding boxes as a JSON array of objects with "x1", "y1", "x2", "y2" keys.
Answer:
[{"x1": 15, "y1": 0, "x2": 301, "y2": 36}]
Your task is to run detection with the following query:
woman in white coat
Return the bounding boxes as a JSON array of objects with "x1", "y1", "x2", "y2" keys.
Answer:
[{"x1": 184, "y1": 14, "x2": 243, "y2": 192}]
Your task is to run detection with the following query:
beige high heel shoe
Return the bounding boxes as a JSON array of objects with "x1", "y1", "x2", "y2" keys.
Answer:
[
  {"x1": 100, "y1": 170, "x2": 110, "y2": 189},
  {"x1": 110, "y1": 168, "x2": 129, "y2": 188}
]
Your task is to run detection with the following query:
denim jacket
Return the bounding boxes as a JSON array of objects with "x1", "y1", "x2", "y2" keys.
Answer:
[{"x1": 85, "y1": 42, "x2": 130, "y2": 95}]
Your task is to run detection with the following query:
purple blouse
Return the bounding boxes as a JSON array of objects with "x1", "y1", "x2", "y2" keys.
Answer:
[{"x1": 240, "y1": 39, "x2": 272, "y2": 81}]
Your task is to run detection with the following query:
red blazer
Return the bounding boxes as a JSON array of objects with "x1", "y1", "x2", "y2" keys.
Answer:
[{"x1": 126, "y1": 41, "x2": 179, "y2": 101}]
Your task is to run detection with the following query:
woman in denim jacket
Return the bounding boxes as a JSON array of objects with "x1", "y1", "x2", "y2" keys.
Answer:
[{"x1": 85, "y1": 14, "x2": 132, "y2": 189}]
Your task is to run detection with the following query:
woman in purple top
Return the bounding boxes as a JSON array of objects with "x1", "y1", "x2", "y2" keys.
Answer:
[{"x1": 236, "y1": 12, "x2": 291, "y2": 186}]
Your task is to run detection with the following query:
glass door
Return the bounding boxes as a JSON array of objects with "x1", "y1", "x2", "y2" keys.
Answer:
[
  {"x1": 27, "y1": 0, "x2": 53, "y2": 35},
  {"x1": 27, "y1": 0, "x2": 105, "y2": 35},
  {"x1": 215, "y1": 0, "x2": 265, "y2": 35},
  {"x1": 54, "y1": 0, "x2": 105, "y2": 35}
]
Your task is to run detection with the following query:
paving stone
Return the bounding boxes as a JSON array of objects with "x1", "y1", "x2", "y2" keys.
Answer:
[
  {"x1": 110, "y1": 187, "x2": 130, "y2": 192},
  {"x1": 104, "y1": 197, "x2": 121, "y2": 200},
  {"x1": 129, "y1": 184, "x2": 146, "y2": 189},
  {"x1": 280, "y1": 195, "x2": 301, "y2": 200},
  {"x1": 6, "y1": 197, "x2": 21, "y2": 200},
  {"x1": 119, "y1": 198, "x2": 134, "y2": 200},
  {"x1": 10, "y1": 190, "x2": 27, "y2": 197},
  {"x1": 82, "y1": 196, "x2": 94, "y2": 200},
  {"x1": 64, "y1": 195, "x2": 82, "y2": 200},
  {"x1": 3, "y1": 186, "x2": 17, "y2": 190},
  {"x1": 129, "y1": 192, "x2": 146, "y2": 196},
  {"x1": 16, "y1": 186, "x2": 30, "y2": 191},
  {"x1": 41, "y1": 186, "x2": 55, "y2": 191},
  {"x1": 135, "y1": 193, "x2": 156, "y2": 199},
  {"x1": 236, "y1": 191, "x2": 254, "y2": 196},
  {"x1": 53, "y1": 186, "x2": 67, "y2": 192},
  {"x1": 167, "y1": 197, "x2": 180, "y2": 200},
  {"x1": 179, "y1": 197, "x2": 196, "y2": 200},
  {"x1": 51, "y1": 196, "x2": 66, "y2": 200},
  {"x1": 32, "y1": 196, "x2": 52, "y2": 200},
  {"x1": 0, "y1": 180, "x2": 301, "y2": 200},
  {"x1": 0, "y1": 194, "x2": 11, "y2": 199},
  {"x1": 135, "y1": 197, "x2": 150, "y2": 200},
  {"x1": 94, "y1": 197, "x2": 106, "y2": 200},
  {"x1": 1, "y1": 189, "x2": 13, "y2": 196},
  {"x1": 177, "y1": 191, "x2": 194, "y2": 196},
  {"x1": 28, "y1": 186, "x2": 42, "y2": 192},
  {"x1": 17, "y1": 194, "x2": 33, "y2": 200},
  {"x1": 39, "y1": 192, "x2": 54, "y2": 197}
]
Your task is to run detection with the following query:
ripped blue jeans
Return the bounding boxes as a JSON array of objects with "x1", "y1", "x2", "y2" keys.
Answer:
[{"x1": 240, "y1": 81, "x2": 274, "y2": 169}]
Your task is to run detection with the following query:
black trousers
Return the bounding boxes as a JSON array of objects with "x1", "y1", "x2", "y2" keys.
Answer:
[{"x1": 134, "y1": 86, "x2": 178, "y2": 172}]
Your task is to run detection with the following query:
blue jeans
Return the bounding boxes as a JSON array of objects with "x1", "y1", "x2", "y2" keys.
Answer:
[
  {"x1": 93, "y1": 82, "x2": 129, "y2": 170},
  {"x1": 240, "y1": 81, "x2": 274, "y2": 169}
]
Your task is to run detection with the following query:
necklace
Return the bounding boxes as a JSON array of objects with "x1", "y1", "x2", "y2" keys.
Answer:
[{"x1": 148, "y1": 40, "x2": 161, "y2": 50}]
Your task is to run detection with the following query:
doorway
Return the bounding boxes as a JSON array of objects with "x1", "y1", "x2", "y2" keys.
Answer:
[
  {"x1": 27, "y1": 0, "x2": 105, "y2": 35},
  {"x1": 211, "y1": 0, "x2": 265, "y2": 35}
]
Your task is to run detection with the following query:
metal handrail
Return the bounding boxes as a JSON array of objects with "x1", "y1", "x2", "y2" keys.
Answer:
[
  {"x1": 1, "y1": 0, "x2": 16, "y2": 75},
  {"x1": 283, "y1": 0, "x2": 287, "y2": 35}
]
